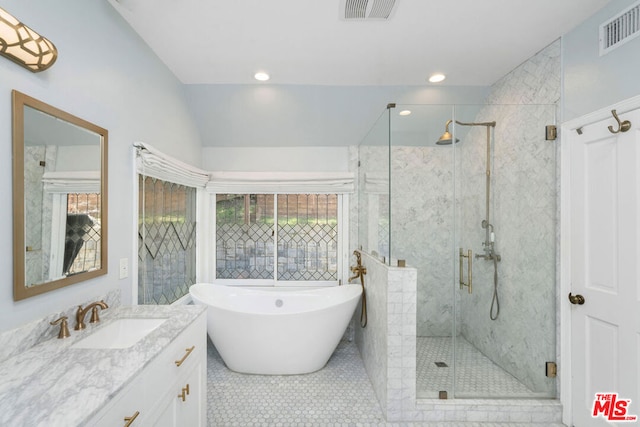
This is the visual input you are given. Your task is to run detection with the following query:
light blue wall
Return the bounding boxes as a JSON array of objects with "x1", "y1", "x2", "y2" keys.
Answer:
[
  {"x1": 185, "y1": 84, "x2": 490, "y2": 147},
  {"x1": 563, "y1": 0, "x2": 640, "y2": 121},
  {"x1": 0, "y1": 0, "x2": 202, "y2": 331}
]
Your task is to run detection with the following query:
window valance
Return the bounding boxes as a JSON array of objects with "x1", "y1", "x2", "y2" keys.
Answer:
[
  {"x1": 206, "y1": 171, "x2": 355, "y2": 194},
  {"x1": 134, "y1": 142, "x2": 354, "y2": 193},
  {"x1": 134, "y1": 142, "x2": 210, "y2": 188},
  {"x1": 42, "y1": 171, "x2": 101, "y2": 194}
]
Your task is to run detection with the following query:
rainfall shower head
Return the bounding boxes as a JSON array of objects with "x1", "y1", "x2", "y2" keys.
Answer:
[
  {"x1": 436, "y1": 120, "x2": 459, "y2": 145},
  {"x1": 436, "y1": 119, "x2": 497, "y2": 145}
]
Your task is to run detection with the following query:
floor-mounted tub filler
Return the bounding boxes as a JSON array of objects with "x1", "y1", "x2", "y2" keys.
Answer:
[{"x1": 189, "y1": 283, "x2": 362, "y2": 375}]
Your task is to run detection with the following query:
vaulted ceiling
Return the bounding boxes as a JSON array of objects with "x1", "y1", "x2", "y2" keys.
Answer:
[{"x1": 108, "y1": 0, "x2": 611, "y2": 86}]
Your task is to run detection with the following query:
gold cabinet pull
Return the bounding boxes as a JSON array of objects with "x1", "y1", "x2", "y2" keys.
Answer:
[
  {"x1": 178, "y1": 384, "x2": 190, "y2": 402},
  {"x1": 174, "y1": 346, "x2": 195, "y2": 367},
  {"x1": 123, "y1": 411, "x2": 140, "y2": 426}
]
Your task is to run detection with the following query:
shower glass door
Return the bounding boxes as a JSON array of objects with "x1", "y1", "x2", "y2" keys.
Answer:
[{"x1": 453, "y1": 104, "x2": 557, "y2": 399}]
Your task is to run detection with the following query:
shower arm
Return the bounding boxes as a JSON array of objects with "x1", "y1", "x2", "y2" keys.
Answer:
[{"x1": 454, "y1": 120, "x2": 496, "y2": 128}]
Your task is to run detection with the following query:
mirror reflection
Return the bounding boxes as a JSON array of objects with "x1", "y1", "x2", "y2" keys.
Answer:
[{"x1": 13, "y1": 90, "x2": 108, "y2": 300}]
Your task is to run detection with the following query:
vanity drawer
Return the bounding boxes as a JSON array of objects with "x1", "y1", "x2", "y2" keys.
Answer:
[
  {"x1": 91, "y1": 374, "x2": 147, "y2": 427},
  {"x1": 146, "y1": 312, "x2": 206, "y2": 400}
]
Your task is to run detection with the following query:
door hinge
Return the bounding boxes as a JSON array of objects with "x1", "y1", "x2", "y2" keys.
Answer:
[
  {"x1": 546, "y1": 361, "x2": 557, "y2": 378},
  {"x1": 545, "y1": 125, "x2": 557, "y2": 141}
]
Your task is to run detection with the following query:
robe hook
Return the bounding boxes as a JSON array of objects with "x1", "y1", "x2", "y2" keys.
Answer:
[{"x1": 607, "y1": 109, "x2": 631, "y2": 134}]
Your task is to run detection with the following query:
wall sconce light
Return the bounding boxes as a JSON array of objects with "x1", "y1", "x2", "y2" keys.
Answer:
[{"x1": 0, "y1": 7, "x2": 57, "y2": 72}]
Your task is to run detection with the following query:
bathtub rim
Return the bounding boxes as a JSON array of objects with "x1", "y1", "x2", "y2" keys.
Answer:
[{"x1": 189, "y1": 282, "x2": 362, "y2": 316}]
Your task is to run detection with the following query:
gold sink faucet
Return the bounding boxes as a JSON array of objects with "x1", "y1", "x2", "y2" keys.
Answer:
[
  {"x1": 50, "y1": 316, "x2": 70, "y2": 339},
  {"x1": 75, "y1": 300, "x2": 109, "y2": 330}
]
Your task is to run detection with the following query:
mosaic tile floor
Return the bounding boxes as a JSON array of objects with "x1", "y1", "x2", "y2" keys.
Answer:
[
  {"x1": 416, "y1": 337, "x2": 535, "y2": 399},
  {"x1": 207, "y1": 337, "x2": 387, "y2": 426},
  {"x1": 207, "y1": 337, "x2": 564, "y2": 426}
]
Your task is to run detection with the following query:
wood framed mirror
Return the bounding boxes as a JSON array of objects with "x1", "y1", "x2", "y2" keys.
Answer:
[{"x1": 12, "y1": 90, "x2": 108, "y2": 301}]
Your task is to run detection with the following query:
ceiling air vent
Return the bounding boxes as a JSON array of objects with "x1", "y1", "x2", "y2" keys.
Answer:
[
  {"x1": 600, "y1": 0, "x2": 640, "y2": 55},
  {"x1": 342, "y1": 0, "x2": 397, "y2": 20}
]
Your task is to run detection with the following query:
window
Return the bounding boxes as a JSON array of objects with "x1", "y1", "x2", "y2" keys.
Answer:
[
  {"x1": 138, "y1": 176, "x2": 197, "y2": 304},
  {"x1": 40, "y1": 191, "x2": 102, "y2": 285},
  {"x1": 216, "y1": 194, "x2": 274, "y2": 279},
  {"x1": 216, "y1": 194, "x2": 340, "y2": 283}
]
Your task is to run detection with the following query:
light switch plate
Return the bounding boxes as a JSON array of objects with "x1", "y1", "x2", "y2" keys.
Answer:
[{"x1": 119, "y1": 258, "x2": 129, "y2": 279}]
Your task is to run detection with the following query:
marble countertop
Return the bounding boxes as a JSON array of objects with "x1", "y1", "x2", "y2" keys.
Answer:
[{"x1": 0, "y1": 304, "x2": 206, "y2": 427}]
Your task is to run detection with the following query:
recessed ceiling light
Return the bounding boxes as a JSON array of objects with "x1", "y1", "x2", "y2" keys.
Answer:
[
  {"x1": 428, "y1": 73, "x2": 446, "y2": 83},
  {"x1": 254, "y1": 72, "x2": 270, "y2": 81},
  {"x1": 399, "y1": 110, "x2": 412, "y2": 116}
]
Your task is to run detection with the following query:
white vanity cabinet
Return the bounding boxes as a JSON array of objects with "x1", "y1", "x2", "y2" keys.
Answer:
[{"x1": 89, "y1": 311, "x2": 207, "y2": 427}]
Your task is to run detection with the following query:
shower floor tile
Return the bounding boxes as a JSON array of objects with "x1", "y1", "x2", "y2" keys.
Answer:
[{"x1": 416, "y1": 336, "x2": 535, "y2": 399}]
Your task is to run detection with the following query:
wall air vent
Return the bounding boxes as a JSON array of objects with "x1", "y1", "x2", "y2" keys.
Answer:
[
  {"x1": 600, "y1": 0, "x2": 640, "y2": 55},
  {"x1": 342, "y1": 0, "x2": 397, "y2": 20}
]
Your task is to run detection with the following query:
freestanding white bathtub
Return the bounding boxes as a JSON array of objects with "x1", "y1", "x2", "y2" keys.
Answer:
[{"x1": 189, "y1": 283, "x2": 362, "y2": 375}]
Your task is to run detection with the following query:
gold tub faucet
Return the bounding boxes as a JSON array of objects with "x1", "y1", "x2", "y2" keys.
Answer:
[
  {"x1": 75, "y1": 300, "x2": 109, "y2": 330},
  {"x1": 348, "y1": 250, "x2": 367, "y2": 283}
]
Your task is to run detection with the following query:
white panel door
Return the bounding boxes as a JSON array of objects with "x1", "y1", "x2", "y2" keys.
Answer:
[{"x1": 570, "y1": 109, "x2": 640, "y2": 426}]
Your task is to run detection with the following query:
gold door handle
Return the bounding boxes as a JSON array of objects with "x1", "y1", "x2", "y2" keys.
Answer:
[
  {"x1": 459, "y1": 248, "x2": 472, "y2": 294},
  {"x1": 175, "y1": 346, "x2": 195, "y2": 367},
  {"x1": 124, "y1": 411, "x2": 140, "y2": 426},
  {"x1": 568, "y1": 292, "x2": 585, "y2": 305}
]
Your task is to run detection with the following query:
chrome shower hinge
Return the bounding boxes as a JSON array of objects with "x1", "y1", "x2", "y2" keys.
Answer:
[{"x1": 545, "y1": 125, "x2": 557, "y2": 141}]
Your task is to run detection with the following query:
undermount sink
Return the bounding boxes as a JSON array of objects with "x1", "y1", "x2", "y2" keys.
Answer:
[{"x1": 72, "y1": 318, "x2": 167, "y2": 349}]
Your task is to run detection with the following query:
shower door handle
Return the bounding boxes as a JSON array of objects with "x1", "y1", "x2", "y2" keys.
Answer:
[{"x1": 459, "y1": 248, "x2": 472, "y2": 294}]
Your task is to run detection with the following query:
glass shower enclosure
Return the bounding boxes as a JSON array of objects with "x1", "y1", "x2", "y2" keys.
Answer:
[{"x1": 357, "y1": 103, "x2": 558, "y2": 400}]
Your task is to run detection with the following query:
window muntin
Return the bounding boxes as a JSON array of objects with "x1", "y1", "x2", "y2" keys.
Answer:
[{"x1": 216, "y1": 194, "x2": 339, "y2": 282}]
